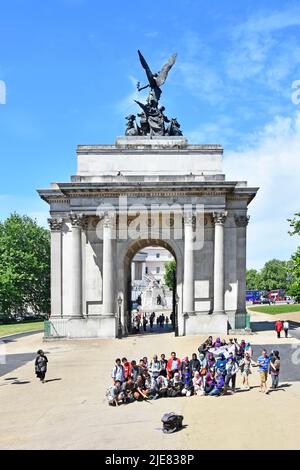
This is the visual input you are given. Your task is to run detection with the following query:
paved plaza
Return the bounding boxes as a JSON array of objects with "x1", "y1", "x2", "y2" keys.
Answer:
[{"x1": 1, "y1": 313, "x2": 300, "y2": 450}]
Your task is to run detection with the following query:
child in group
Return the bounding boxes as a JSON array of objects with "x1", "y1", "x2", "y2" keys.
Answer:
[
  {"x1": 130, "y1": 360, "x2": 139, "y2": 381},
  {"x1": 159, "y1": 354, "x2": 168, "y2": 377},
  {"x1": 122, "y1": 377, "x2": 135, "y2": 403},
  {"x1": 134, "y1": 374, "x2": 149, "y2": 401},
  {"x1": 149, "y1": 355, "x2": 161, "y2": 380}
]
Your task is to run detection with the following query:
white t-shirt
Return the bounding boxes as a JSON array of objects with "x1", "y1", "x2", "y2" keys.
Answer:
[{"x1": 283, "y1": 321, "x2": 289, "y2": 329}]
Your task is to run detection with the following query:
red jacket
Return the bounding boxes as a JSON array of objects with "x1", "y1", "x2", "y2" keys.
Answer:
[
  {"x1": 167, "y1": 357, "x2": 181, "y2": 377},
  {"x1": 123, "y1": 362, "x2": 132, "y2": 379},
  {"x1": 275, "y1": 321, "x2": 283, "y2": 332}
]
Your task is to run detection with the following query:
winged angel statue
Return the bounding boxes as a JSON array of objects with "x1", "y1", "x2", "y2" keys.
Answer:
[{"x1": 124, "y1": 50, "x2": 182, "y2": 137}]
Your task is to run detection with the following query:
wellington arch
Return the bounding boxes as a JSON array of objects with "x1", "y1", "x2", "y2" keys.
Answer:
[{"x1": 38, "y1": 135, "x2": 258, "y2": 339}]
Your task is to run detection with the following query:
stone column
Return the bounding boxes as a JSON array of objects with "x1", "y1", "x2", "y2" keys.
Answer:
[
  {"x1": 235, "y1": 214, "x2": 250, "y2": 313},
  {"x1": 48, "y1": 218, "x2": 63, "y2": 317},
  {"x1": 70, "y1": 213, "x2": 85, "y2": 317},
  {"x1": 102, "y1": 213, "x2": 115, "y2": 315},
  {"x1": 183, "y1": 214, "x2": 194, "y2": 314},
  {"x1": 212, "y1": 211, "x2": 227, "y2": 314}
]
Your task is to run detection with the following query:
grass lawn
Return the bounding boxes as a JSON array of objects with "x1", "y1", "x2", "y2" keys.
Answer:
[
  {"x1": 0, "y1": 321, "x2": 44, "y2": 337},
  {"x1": 248, "y1": 304, "x2": 300, "y2": 314}
]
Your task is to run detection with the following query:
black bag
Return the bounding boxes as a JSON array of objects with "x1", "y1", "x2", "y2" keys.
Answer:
[{"x1": 161, "y1": 412, "x2": 183, "y2": 433}]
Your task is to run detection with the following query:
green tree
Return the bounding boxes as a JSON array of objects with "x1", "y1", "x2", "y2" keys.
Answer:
[
  {"x1": 287, "y1": 212, "x2": 300, "y2": 300},
  {"x1": 164, "y1": 259, "x2": 176, "y2": 290},
  {"x1": 260, "y1": 259, "x2": 289, "y2": 290},
  {"x1": 0, "y1": 213, "x2": 50, "y2": 317},
  {"x1": 246, "y1": 269, "x2": 262, "y2": 290}
]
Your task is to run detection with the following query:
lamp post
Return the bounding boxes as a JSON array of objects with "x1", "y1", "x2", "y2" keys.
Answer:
[
  {"x1": 175, "y1": 293, "x2": 179, "y2": 337},
  {"x1": 117, "y1": 295, "x2": 123, "y2": 339}
]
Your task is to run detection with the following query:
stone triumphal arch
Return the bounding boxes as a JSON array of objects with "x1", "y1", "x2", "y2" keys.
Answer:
[{"x1": 39, "y1": 135, "x2": 258, "y2": 338}]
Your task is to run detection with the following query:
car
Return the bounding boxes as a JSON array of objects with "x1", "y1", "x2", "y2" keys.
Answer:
[{"x1": 261, "y1": 298, "x2": 271, "y2": 305}]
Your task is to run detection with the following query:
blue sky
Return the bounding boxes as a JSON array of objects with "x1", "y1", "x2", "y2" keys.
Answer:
[{"x1": 0, "y1": 0, "x2": 299, "y2": 269}]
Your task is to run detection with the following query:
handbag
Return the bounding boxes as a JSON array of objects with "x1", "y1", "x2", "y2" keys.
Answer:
[{"x1": 200, "y1": 367, "x2": 207, "y2": 376}]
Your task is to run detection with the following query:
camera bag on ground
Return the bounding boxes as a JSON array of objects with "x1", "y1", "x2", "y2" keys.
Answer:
[{"x1": 161, "y1": 412, "x2": 184, "y2": 433}]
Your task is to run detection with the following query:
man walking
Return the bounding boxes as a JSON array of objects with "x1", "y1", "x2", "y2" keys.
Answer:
[
  {"x1": 283, "y1": 320, "x2": 289, "y2": 338},
  {"x1": 257, "y1": 349, "x2": 270, "y2": 393}
]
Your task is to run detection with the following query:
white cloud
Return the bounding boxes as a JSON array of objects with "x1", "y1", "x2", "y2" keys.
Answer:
[
  {"x1": 226, "y1": 8, "x2": 300, "y2": 88},
  {"x1": 224, "y1": 111, "x2": 300, "y2": 269}
]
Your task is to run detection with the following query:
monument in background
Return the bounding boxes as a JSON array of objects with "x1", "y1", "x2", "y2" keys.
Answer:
[{"x1": 38, "y1": 50, "x2": 258, "y2": 339}]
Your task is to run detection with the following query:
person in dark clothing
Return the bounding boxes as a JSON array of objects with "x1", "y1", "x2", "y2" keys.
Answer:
[
  {"x1": 159, "y1": 354, "x2": 168, "y2": 377},
  {"x1": 35, "y1": 349, "x2": 48, "y2": 383},
  {"x1": 143, "y1": 315, "x2": 148, "y2": 332},
  {"x1": 189, "y1": 353, "x2": 200, "y2": 376}
]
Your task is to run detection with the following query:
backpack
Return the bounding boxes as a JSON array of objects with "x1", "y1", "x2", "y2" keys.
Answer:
[{"x1": 161, "y1": 412, "x2": 184, "y2": 433}]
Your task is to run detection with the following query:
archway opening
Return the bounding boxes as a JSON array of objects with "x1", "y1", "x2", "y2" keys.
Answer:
[{"x1": 124, "y1": 240, "x2": 178, "y2": 335}]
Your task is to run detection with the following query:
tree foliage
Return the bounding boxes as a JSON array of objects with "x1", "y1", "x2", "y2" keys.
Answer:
[
  {"x1": 260, "y1": 259, "x2": 289, "y2": 290},
  {"x1": 0, "y1": 213, "x2": 50, "y2": 316},
  {"x1": 246, "y1": 269, "x2": 262, "y2": 290},
  {"x1": 164, "y1": 259, "x2": 176, "y2": 290},
  {"x1": 287, "y1": 212, "x2": 300, "y2": 299}
]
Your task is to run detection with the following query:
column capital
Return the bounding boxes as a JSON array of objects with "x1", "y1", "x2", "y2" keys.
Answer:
[
  {"x1": 48, "y1": 217, "x2": 63, "y2": 231},
  {"x1": 69, "y1": 212, "x2": 86, "y2": 228},
  {"x1": 103, "y1": 212, "x2": 115, "y2": 228},
  {"x1": 183, "y1": 212, "x2": 196, "y2": 226},
  {"x1": 234, "y1": 214, "x2": 250, "y2": 227},
  {"x1": 212, "y1": 211, "x2": 227, "y2": 226}
]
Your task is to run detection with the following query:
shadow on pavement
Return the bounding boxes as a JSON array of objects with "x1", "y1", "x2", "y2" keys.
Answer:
[{"x1": 45, "y1": 378, "x2": 62, "y2": 383}]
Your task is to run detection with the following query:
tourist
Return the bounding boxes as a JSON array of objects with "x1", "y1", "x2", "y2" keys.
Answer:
[
  {"x1": 181, "y1": 366, "x2": 193, "y2": 397},
  {"x1": 149, "y1": 355, "x2": 161, "y2": 380},
  {"x1": 149, "y1": 312, "x2": 155, "y2": 330},
  {"x1": 122, "y1": 377, "x2": 135, "y2": 403},
  {"x1": 142, "y1": 356, "x2": 149, "y2": 368},
  {"x1": 207, "y1": 352, "x2": 216, "y2": 370},
  {"x1": 156, "y1": 316, "x2": 160, "y2": 326},
  {"x1": 239, "y1": 352, "x2": 255, "y2": 389},
  {"x1": 122, "y1": 357, "x2": 131, "y2": 381},
  {"x1": 245, "y1": 342, "x2": 253, "y2": 357},
  {"x1": 189, "y1": 353, "x2": 200, "y2": 375},
  {"x1": 239, "y1": 340, "x2": 246, "y2": 356},
  {"x1": 143, "y1": 315, "x2": 148, "y2": 332},
  {"x1": 111, "y1": 358, "x2": 125, "y2": 384},
  {"x1": 275, "y1": 319, "x2": 283, "y2": 338},
  {"x1": 257, "y1": 349, "x2": 270, "y2": 393},
  {"x1": 159, "y1": 353, "x2": 168, "y2": 377},
  {"x1": 215, "y1": 353, "x2": 227, "y2": 377},
  {"x1": 160, "y1": 314, "x2": 165, "y2": 328},
  {"x1": 269, "y1": 350, "x2": 281, "y2": 389},
  {"x1": 133, "y1": 374, "x2": 149, "y2": 401},
  {"x1": 35, "y1": 349, "x2": 48, "y2": 383},
  {"x1": 130, "y1": 360, "x2": 139, "y2": 381},
  {"x1": 166, "y1": 316, "x2": 169, "y2": 325},
  {"x1": 204, "y1": 369, "x2": 215, "y2": 394},
  {"x1": 137, "y1": 358, "x2": 147, "y2": 376},
  {"x1": 213, "y1": 337, "x2": 221, "y2": 348},
  {"x1": 106, "y1": 380, "x2": 124, "y2": 406},
  {"x1": 151, "y1": 375, "x2": 169, "y2": 399},
  {"x1": 209, "y1": 370, "x2": 224, "y2": 397},
  {"x1": 180, "y1": 356, "x2": 190, "y2": 375},
  {"x1": 224, "y1": 357, "x2": 239, "y2": 393},
  {"x1": 192, "y1": 371, "x2": 204, "y2": 396},
  {"x1": 167, "y1": 372, "x2": 182, "y2": 397},
  {"x1": 167, "y1": 351, "x2": 181, "y2": 378},
  {"x1": 283, "y1": 320, "x2": 289, "y2": 338},
  {"x1": 198, "y1": 353, "x2": 207, "y2": 385}
]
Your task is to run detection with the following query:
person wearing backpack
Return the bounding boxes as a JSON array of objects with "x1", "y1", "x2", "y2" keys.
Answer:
[
  {"x1": 111, "y1": 358, "x2": 125, "y2": 384},
  {"x1": 35, "y1": 349, "x2": 48, "y2": 383}
]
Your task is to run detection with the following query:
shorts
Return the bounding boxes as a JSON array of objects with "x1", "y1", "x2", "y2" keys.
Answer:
[{"x1": 260, "y1": 371, "x2": 268, "y2": 383}]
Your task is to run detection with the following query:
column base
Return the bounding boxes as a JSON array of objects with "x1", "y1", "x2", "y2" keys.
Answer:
[
  {"x1": 44, "y1": 316, "x2": 116, "y2": 339},
  {"x1": 183, "y1": 312, "x2": 228, "y2": 335}
]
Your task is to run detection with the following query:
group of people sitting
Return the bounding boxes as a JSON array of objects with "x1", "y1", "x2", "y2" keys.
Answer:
[{"x1": 106, "y1": 336, "x2": 272, "y2": 406}]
